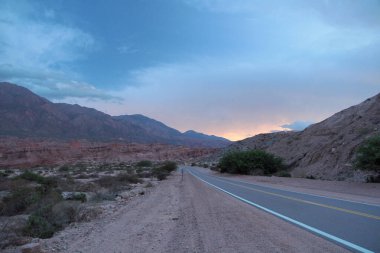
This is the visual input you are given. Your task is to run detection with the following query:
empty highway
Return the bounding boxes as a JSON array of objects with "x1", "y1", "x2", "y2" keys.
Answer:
[{"x1": 186, "y1": 167, "x2": 380, "y2": 253}]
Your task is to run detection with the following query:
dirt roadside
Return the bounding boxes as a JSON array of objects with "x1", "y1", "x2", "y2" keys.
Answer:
[{"x1": 31, "y1": 171, "x2": 350, "y2": 253}]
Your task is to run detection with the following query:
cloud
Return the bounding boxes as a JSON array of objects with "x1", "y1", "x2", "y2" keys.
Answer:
[
  {"x1": 281, "y1": 121, "x2": 314, "y2": 131},
  {"x1": 107, "y1": 54, "x2": 378, "y2": 140},
  {"x1": 0, "y1": 0, "x2": 119, "y2": 101}
]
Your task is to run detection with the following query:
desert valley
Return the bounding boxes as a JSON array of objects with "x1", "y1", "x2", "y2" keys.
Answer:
[
  {"x1": 1, "y1": 1, "x2": 380, "y2": 252},
  {"x1": 0, "y1": 82, "x2": 379, "y2": 253}
]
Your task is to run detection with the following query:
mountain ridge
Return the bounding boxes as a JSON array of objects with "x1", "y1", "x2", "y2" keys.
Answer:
[{"x1": 0, "y1": 82, "x2": 231, "y2": 148}]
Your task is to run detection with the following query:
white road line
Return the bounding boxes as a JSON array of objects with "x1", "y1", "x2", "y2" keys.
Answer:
[
  {"x1": 211, "y1": 175, "x2": 380, "y2": 207},
  {"x1": 188, "y1": 170, "x2": 374, "y2": 253}
]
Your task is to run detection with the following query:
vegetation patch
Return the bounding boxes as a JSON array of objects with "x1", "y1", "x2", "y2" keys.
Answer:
[
  {"x1": 355, "y1": 135, "x2": 380, "y2": 172},
  {"x1": 136, "y1": 160, "x2": 153, "y2": 167},
  {"x1": 218, "y1": 150, "x2": 285, "y2": 175}
]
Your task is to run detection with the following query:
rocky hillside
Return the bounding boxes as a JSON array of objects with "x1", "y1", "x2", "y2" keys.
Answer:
[
  {"x1": 0, "y1": 137, "x2": 217, "y2": 168},
  {"x1": 114, "y1": 115, "x2": 230, "y2": 147},
  {"x1": 221, "y1": 93, "x2": 380, "y2": 181},
  {"x1": 0, "y1": 82, "x2": 230, "y2": 148}
]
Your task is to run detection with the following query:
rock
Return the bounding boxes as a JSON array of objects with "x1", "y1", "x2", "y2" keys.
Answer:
[
  {"x1": 21, "y1": 242, "x2": 42, "y2": 253},
  {"x1": 61, "y1": 192, "x2": 87, "y2": 202}
]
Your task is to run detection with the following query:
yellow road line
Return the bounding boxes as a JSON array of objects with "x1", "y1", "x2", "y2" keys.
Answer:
[{"x1": 211, "y1": 176, "x2": 380, "y2": 220}]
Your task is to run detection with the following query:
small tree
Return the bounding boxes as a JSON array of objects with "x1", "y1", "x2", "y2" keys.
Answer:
[
  {"x1": 355, "y1": 135, "x2": 380, "y2": 172},
  {"x1": 218, "y1": 150, "x2": 285, "y2": 175}
]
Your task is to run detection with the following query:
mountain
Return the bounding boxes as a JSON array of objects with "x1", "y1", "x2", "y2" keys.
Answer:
[
  {"x1": 220, "y1": 93, "x2": 380, "y2": 181},
  {"x1": 183, "y1": 130, "x2": 231, "y2": 143},
  {"x1": 0, "y1": 82, "x2": 231, "y2": 147},
  {"x1": 114, "y1": 115, "x2": 231, "y2": 147}
]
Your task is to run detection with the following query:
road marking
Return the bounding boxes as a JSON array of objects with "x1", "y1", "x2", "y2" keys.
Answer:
[
  {"x1": 188, "y1": 170, "x2": 374, "y2": 253},
  {"x1": 206, "y1": 175, "x2": 380, "y2": 220},
  {"x1": 213, "y1": 175, "x2": 380, "y2": 207}
]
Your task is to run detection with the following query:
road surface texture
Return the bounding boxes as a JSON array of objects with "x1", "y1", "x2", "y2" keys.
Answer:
[
  {"x1": 37, "y1": 168, "x2": 352, "y2": 253},
  {"x1": 187, "y1": 166, "x2": 380, "y2": 253}
]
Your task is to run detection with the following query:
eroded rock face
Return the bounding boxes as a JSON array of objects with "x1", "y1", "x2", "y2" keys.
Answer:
[
  {"x1": 218, "y1": 93, "x2": 380, "y2": 181},
  {"x1": 0, "y1": 138, "x2": 218, "y2": 168}
]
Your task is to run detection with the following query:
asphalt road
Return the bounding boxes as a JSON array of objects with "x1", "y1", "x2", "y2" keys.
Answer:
[{"x1": 185, "y1": 167, "x2": 380, "y2": 253}]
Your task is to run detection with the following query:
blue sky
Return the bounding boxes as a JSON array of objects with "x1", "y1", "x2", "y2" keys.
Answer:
[{"x1": 1, "y1": 0, "x2": 379, "y2": 140}]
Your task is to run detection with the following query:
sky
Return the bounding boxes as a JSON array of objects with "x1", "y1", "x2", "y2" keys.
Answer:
[{"x1": 0, "y1": 0, "x2": 379, "y2": 141}]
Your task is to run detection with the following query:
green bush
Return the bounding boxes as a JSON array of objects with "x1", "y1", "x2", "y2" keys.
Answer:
[
  {"x1": 218, "y1": 150, "x2": 285, "y2": 175},
  {"x1": 0, "y1": 171, "x2": 9, "y2": 178},
  {"x1": 72, "y1": 193, "x2": 87, "y2": 203},
  {"x1": 117, "y1": 173, "x2": 142, "y2": 184},
  {"x1": 24, "y1": 211, "x2": 56, "y2": 238},
  {"x1": 156, "y1": 172, "x2": 168, "y2": 181},
  {"x1": 19, "y1": 171, "x2": 46, "y2": 184},
  {"x1": 136, "y1": 160, "x2": 153, "y2": 167},
  {"x1": 58, "y1": 165, "x2": 70, "y2": 172},
  {"x1": 1, "y1": 187, "x2": 41, "y2": 216},
  {"x1": 159, "y1": 161, "x2": 177, "y2": 173},
  {"x1": 355, "y1": 135, "x2": 380, "y2": 172}
]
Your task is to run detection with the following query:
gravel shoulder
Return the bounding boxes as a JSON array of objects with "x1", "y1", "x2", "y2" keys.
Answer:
[{"x1": 37, "y1": 171, "x2": 350, "y2": 253}]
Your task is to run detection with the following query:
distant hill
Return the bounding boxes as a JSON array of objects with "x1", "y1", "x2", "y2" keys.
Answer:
[
  {"x1": 0, "y1": 82, "x2": 231, "y2": 148},
  {"x1": 218, "y1": 93, "x2": 380, "y2": 181},
  {"x1": 114, "y1": 115, "x2": 231, "y2": 147},
  {"x1": 183, "y1": 130, "x2": 230, "y2": 143}
]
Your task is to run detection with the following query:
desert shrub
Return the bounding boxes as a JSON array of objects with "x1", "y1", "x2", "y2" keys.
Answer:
[
  {"x1": 58, "y1": 165, "x2": 70, "y2": 172},
  {"x1": 71, "y1": 193, "x2": 87, "y2": 203},
  {"x1": 156, "y1": 172, "x2": 168, "y2": 181},
  {"x1": 0, "y1": 171, "x2": 9, "y2": 178},
  {"x1": 18, "y1": 171, "x2": 58, "y2": 190},
  {"x1": 19, "y1": 171, "x2": 46, "y2": 184},
  {"x1": 218, "y1": 150, "x2": 285, "y2": 175},
  {"x1": 23, "y1": 201, "x2": 79, "y2": 239},
  {"x1": 159, "y1": 161, "x2": 177, "y2": 173},
  {"x1": 95, "y1": 176, "x2": 116, "y2": 188},
  {"x1": 150, "y1": 161, "x2": 177, "y2": 180},
  {"x1": 1, "y1": 187, "x2": 41, "y2": 216},
  {"x1": 75, "y1": 173, "x2": 99, "y2": 179},
  {"x1": 355, "y1": 135, "x2": 380, "y2": 172},
  {"x1": 136, "y1": 160, "x2": 153, "y2": 167},
  {"x1": 366, "y1": 175, "x2": 380, "y2": 183},
  {"x1": 92, "y1": 191, "x2": 115, "y2": 202},
  {"x1": 51, "y1": 201, "x2": 79, "y2": 226},
  {"x1": 151, "y1": 167, "x2": 168, "y2": 180},
  {"x1": 95, "y1": 174, "x2": 141, "y2": 191},
  {"x1": 191, "y1": 163, "x2": 196, "y2": 166},
  {"x1": 117, "y1": 173, "x2": 142, "y2": 184},
  {"x1": 24, "y1": 211, "x2": 56, "y2": 238},
  {"x1": 306, "y1": 175, "x2": 316, "y2": 180}
]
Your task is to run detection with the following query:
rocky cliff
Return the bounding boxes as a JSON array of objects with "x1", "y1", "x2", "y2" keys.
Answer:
[{"x1": 221, "y1": 93, "x2": 380, "y2": 181}]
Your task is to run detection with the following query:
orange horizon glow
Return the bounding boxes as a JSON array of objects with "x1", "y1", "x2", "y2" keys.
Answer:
[{"x1": 212, "y1": 124, "x2": 287, "y2": 141}]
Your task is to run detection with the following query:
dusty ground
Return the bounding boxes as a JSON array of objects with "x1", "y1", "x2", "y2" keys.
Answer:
[
  {"x1": 29, "y1": 172, "x2": 351, "y2": 253},
  {"x1": 202, "y1": 167, "x2": 380, "y2": 205}
]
